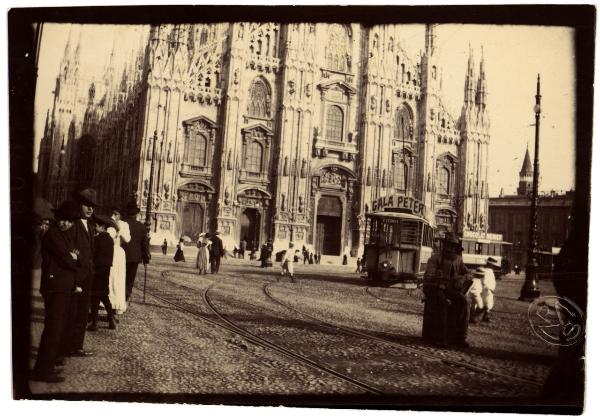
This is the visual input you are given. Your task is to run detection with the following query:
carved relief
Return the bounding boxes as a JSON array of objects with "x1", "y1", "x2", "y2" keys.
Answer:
[
  {"x1": 277, "y1": 225, "x2": 288, "y2": 240},
  {"x1": 237, "y1": 188, "x2": 270, "y2": 208},
  {"x1": 167, "y1": 142, "x2": 173, "y2": 163},
  {"x1": 224, "y1": 187, "x2": 231, "y2": 205},
  {"x1": 281, "y1": 193, "x2": 286, "y2": 211},
  {"x1": 283, "y1": 156, "x2": 289, "y2": 176},
  {"x1": 300, "y1": 159, "x2": 307, "y2": 178},
  {"x1": 321, "y1": 168, "x2": 342, "y2": 186}
]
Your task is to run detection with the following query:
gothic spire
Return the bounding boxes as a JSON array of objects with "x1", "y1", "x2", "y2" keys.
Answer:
[
  {"x1": 63, "y1": 24, "x2": 73, "y2": 61},
  {"x1": 425, "y1": 23, "x2": 437, "y2": 56},
  {"x1": 520, "y1": 146, "x2": 533, "y2": 177},
  {"x1": 463, "y1": 44, "x2": 476, "y2": 106},
  {"x1": 74, "y1": 25, "x2": 82, "y2": 59},
  {"x1": 475, "y1": 46, "x2": 487, "y2": 108}
]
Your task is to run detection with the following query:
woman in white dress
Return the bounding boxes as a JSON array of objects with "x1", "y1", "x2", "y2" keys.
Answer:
[
  {"x1": 196, "y1": 233, "x2": 210, "y2": 275},
  {"x1": 108, "y1": 208, "x2": 131, "y2": 315}
]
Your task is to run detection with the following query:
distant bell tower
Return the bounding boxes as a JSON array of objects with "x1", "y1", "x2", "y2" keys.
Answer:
[{"x1": 517, "y1": 146, "x2": 533, "y2": 196}]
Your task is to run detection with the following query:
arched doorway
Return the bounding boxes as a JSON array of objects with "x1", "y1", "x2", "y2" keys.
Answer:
[
  {"x1": 316, "y1": 195, "x2": 342, "y2": 255},
  {"x1": 240, "y1": 208, "x2": 261, "y2": 251},
  {"x1": 177, "y1": 182, "x2": 214, "y2": 243},
  {"x1": 181, "y1": 202, "x2": 204, "y2": 241}
]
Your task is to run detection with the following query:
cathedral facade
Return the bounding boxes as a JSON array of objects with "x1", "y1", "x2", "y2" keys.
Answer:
[{"x1": 37, "y1": 23, "x2": 491, "y2": 255}]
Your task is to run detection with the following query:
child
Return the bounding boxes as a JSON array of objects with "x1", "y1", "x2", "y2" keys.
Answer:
[
  {"x1": 89, "y1": 214, "x2": 116, "y2": 331},
  {"x1": 467, "y1": 267, "x2": 485, "y2": 323},
  {"x1": 281, "y1": 242, "x2": 296, "y2": 283}
]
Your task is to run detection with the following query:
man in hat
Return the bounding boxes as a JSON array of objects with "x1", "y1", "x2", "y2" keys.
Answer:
[
  {"x1": 121, "y1": 201, "x2": 151, "y2": 302},
  {"x1": 423, "y1": 232, "x2": 473, "y2": 348},
  {"x1": 32, "y1": 198, "x2": 54, "y2": 287},
  {"x1": 209, "y1": 231, "x2": 224, "y2": 274},
  {"x1": 32, "y1": 200, "x2": 80, "y2": 382},
  {"x1": 61, "y1": 188, "x2": 98, "y2": 358}
]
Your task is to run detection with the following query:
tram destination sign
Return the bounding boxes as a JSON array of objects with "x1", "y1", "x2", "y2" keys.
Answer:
[{"x1": 371, "y1": 194, "x2": 426, "y2": 217}]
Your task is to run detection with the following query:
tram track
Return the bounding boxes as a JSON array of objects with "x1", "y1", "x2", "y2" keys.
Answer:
[
  {"x1": 364, "y1": 287, "x2": 424, "y2": 315},
  {"x1": 264, "y1": 282, "x2": 545, "y2": 388},
  {"x1": 135, "y1": 270, "x2": 385, "y2": 395},
  {"x1": 139, "y1": 268, "x2": 545, "y2": 394}
]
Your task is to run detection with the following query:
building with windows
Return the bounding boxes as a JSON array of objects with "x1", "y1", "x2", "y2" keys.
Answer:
[
  {"x1": 488, "y1": 148, "x2": 573, "y2": 268},
  {"x1": 38, "y1": 23, "x2": 492, "y2": 255}
]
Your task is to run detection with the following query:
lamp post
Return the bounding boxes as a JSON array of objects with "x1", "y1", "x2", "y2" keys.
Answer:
[
  {"x1": 57, "y1": 137, "x2": 66, "y2": 202},
  {"x1": 520, "y1": 74, "x2": 542, "y2": 301},
  {"x1": 144, "y1": 130, "x2": 158, "y2": 228},
  {"x1": 142, "y1": 129, "x2": 158, "y2": 304}
]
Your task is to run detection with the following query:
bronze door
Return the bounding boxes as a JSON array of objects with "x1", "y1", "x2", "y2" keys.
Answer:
[{"x1": 181, "y1": 202, "x2": 204, "y2": 241}]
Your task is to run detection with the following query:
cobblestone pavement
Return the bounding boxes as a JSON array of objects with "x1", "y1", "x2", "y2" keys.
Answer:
[{"x1": 27, "y1": 252, "x2": 559, "y2": 405}]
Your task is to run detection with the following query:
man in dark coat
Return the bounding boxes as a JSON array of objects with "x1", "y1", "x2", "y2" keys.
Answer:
[
  {"x1": 61, "y1": 188, "x2": 97, "y2": 358},
  {"x1": 209, "y1": 231, "x2": 224, "y2": 274},
  {"x1": 32, "y1": 201, "x2": 80, "y2": 382},
  {"x1": 423, "y1": 232, "x2": 473, "y2": 348},
  {"x1": 121, "y1": 201, "x2": 150, "y2": 301}
]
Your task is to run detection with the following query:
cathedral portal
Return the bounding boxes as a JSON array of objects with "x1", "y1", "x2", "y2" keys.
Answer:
[{"x1": 316, "y1": 195, "x2": 342, "y2": 255}]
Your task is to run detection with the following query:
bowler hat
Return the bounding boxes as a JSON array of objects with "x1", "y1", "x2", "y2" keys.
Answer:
[
  {"x1": 74, "y1": 188, "x2": 99, "y2": 207},
  {"x1": 93, "y1": 213, "x2": 116, "y2": 229},
  {"x1": 486, "y1": 257, "x2": 501, "y2": 269},
  {"x1": 54, "y1": 200, "x2": 81, "y2": 221},
  {"x1": 289, "y1": 242, "x2": 295, "y2": 248},
  {"x1": 125, "y1": 201, "x2": 141, "y2": 216}
]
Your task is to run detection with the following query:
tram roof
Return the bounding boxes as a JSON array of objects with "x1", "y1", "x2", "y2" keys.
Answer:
[{"x1": 367, "y1": 211, "x2": 431, "y2": 224}]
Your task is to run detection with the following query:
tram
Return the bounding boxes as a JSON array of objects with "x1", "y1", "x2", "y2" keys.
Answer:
[
  {"x1": 362, "y1": 194, "x2": 435, "y2": 287},
  {"x1": 460, "y1": 231, "x2": 511, "y2": 278}
]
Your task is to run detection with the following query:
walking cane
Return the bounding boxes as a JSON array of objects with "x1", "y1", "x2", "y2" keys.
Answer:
[{"x1": 143, "y1": 263, "x2": 147, "y2": 304}]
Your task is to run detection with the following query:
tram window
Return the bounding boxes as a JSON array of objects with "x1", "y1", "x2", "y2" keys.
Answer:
[
  {"x1": 463, "y1": 240, "x2": 473, "y2": 254},
  {"x1": 481, "y1": 244, "x2": 489, "y2": 255},
  {"x1": 475, "y1": 242, "x2": 482, "y2": 254}
]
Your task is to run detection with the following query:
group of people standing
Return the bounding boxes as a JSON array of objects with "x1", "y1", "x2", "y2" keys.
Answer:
[
  {"x1": 32, "y1": 188, "x2": 150, "y2": 383},
  {"x1": 192, "y1": 231, "x2": 225, "y2": 274},
  {"x1": 301, "y1": 246, "x2": 321, "y2": 265}
]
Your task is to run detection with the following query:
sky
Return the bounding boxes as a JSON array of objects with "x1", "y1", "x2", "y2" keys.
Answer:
[{"x1": 34, "y1": 23, "x2": 576, "y2": 197}]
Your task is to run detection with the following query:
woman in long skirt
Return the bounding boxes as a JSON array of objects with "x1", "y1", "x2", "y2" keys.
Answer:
[
  {"x1": 196, "y1": 233, "x2": 209, "y2": 275},
  {"x1": 108, "y1": 208, "x2": 130, "y2": 315}
]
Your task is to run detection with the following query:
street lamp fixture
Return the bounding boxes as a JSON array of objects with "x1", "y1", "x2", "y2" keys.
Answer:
[{"x1": 520, "y1": 74, "x2": 542, "y2": 301}]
